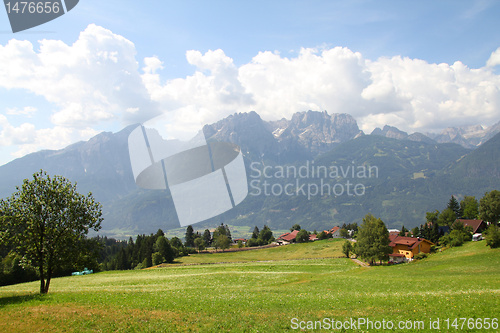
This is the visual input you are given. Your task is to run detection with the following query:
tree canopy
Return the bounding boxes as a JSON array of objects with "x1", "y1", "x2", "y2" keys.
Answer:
[
  {"x1": 356, "y1": 214, "x2": 392, "y2": 265},
  {"x1": 479, "y1": 190, "x2": 500, "y2": 224},
  {"x1": 447, "y1": 195, "x2": 461, "y2": 218},
  {"x1": 295, "y1": 229, "x2": 310, "y2": 243},
  {"x1": 184, "y1": 225, "x2": 195, "y2": 248},
  {"x1": 460, "y1": 196, "x2": 479, "y2": 220},
  {"x1": 0, "y1": 170, "x2": 102, "y2": 293}
]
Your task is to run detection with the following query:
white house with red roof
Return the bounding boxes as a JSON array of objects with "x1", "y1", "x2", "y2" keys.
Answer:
[
  {"x1": 329, "y1": 226, "x2": 341, "y2": 238},
  {"x1": 276, "y1": 229, "x2": 300, "y2": 245}
]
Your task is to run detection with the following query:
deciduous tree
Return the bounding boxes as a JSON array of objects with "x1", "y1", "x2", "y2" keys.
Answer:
[
  {"x1": 295, "y1": 229, "x2": 310, "y2": 243},
  {"x1": 484, "y1": 224, "x2": 500, "y2": 249},
  {"x1": 479, "y1": 190, "x2": 500, "y2": 224},
  {"x1": 356, "y1": 214, "x2": 391, "y2": 265},
  {"x1": 0, "y1": 170, "x2": 102, "y2": 294},
  {"x1": 194, "y1": 237, "x2": 205, "y2": 253},
  {"x1": 460, "y1": 196, "x2": 479, "y2": 220},
  {"x1": 342, "y1": 240, "x2": 352, "y2": 258}
]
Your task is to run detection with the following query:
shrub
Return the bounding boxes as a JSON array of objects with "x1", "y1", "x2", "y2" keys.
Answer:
[
  {"x1": 485, "y1": 225, "x2": 500, "y2": 249},
  {"x1": 295, "y1": 229, "x2": 310, "y2": 243},
  {"x1": 317, "y1": 231, "x2": 332, "y2": 240},
  {"x1": 342, "y1": 240, "x2": 352, "y2": 258},
  {"x1": 246, "y1": 238, "x2": 259, "y2": 247},
  {"x1": 414, "y1": 253, "x2": 428, "y2": 260},
  {"x1": 152, "y1": 252, "x2": 164, "y2": 265},
  {"x1": 440, "y1": 229, "x2": 468, "y2": 247}
]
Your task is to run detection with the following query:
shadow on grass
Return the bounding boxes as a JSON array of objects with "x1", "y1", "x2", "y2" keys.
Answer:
[{"x1": 0, "y1": 293, "x2": 46, "y2": 308}]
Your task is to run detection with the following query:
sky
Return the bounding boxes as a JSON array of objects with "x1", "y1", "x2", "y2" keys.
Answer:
[{"x1": 0, "y1": 0, "x2": 499, "y2": 166}]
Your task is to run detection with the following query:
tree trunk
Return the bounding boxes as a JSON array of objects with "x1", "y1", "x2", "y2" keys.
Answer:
[
  {"x1": 44, "y1": 276, "x2": 51, "y2": 294},
  {"x1": 39, "y1": 263, "x2": 46, "y2": 294},
  {"x1": 43, "y1": 265, "x2": 52, "y2": 294}
]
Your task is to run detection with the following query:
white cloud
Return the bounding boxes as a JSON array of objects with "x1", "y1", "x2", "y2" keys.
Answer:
[
  {"x1": 145, "y1": 46, "x2": 499, "y2": 134},
  {"x1": 0, "y1": 114, "x2": 98, "y2": 159},
  {"x1": 1, "y1": 24, "x2": 499, "y2": 165},
  {"x1": 0, "y1": 24, "x2": 158, "y2": 128},
  {"x1": 239, "y1": 47, "x2": 371, "y2": 119},
  {"x1": 6, "y1": 106, "x2": 37, "y2": 117},
  {"x1": 142, "y1": 49, "x2": 254, "y2": 126},
  {"x1": 0, "y1": 115, "x2": 36, "y2": 145},
  {"x1": 360, "y1": 57, "x2": 500, "y2": 132},
  {"x1": 486, "y1": 47, "x2": 500, "y2": 68}
]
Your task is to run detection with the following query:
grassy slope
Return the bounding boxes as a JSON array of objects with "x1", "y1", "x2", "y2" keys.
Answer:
[
  {"x1": 169, "y1": 238, "x2": 344, "y2": 265},
  {"x1": 0, "y1": 240, "x2": 499, "y2": 332}
]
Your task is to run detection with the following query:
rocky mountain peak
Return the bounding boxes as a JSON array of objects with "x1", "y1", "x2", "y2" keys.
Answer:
[{"x1": 371, "y1": 125, "x2": 408, "y2": 140}]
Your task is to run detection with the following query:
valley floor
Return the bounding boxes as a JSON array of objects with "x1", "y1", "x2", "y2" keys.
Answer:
[{"x1": 0, "y1": 239, "x2": 499, "y2": 332}]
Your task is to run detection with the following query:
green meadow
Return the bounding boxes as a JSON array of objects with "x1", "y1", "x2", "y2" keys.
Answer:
[{"x1": 0, "y1": 239, "x2": 499, "y2": 332}]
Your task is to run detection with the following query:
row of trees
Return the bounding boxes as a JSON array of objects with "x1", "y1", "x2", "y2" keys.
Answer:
[
  {"x1": 423, "y1": 192, "x2": 500, "y2": 248},
  {"x1": 103, "y1": 230, "x2": 191, "y2": 271},
  {"x1": 184, "y1": 224, "x2": 233, "y2": 252},
  {"x1": 246, "y1": 225, "x2": 275, "y2": 246},
  {"x1": 426, "y1": 192, "x2": 500, "y2": 228}
]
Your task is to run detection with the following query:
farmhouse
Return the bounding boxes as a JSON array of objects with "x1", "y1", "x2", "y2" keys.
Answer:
[
  {"x1": 276, "y1": 229, "x2": 300, "y2": 245},
  {"x1": 455, "y1": 219, "x2": 487, "y2": 234},
  {"x1": 233, "y1": 238, "x2": 247, "y2": 245},
  {"x1": 329, "y1": 226, "x2": 341, "y2": 238},
  {"x1": 388, "y1": 235, "x2": 434, "y2": 263}
]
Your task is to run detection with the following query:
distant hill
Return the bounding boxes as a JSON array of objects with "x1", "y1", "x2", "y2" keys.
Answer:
[
  {"x1": 446, "y1": 131, "x2": 500, "y2": 179},
  {"x1": 0, "y1": 125, "x2": 138, "y2": 202},
  {"x1": 1, "y1": 111, "x2": 499, "y2": 238},
  {"x1": 372, "y1": 121, "x2": 500, "y2": 149}
]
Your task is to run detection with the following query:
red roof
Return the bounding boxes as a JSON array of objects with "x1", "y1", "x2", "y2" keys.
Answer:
[
  {"x1": 309, "y1": 234, "x2": 317, "y2": 241},
  {"x1": 389, "y1": 235, "x2": 433, "y2": 250},
  {"x1": 278, "y1": 229, "x2": 300, "y2": 242},
  {"x1": 389, "y1": 253, "x2": 406, "y2": 257},
  {"x1": 330, "y1": 226, "x2": 340, "y2": 234},
  {"x1": 456, "y1": 219, "x2": 486, "y2": 234}
]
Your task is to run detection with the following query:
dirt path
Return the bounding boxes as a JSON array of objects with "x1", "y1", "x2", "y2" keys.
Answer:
[{"x1": 350, "y1": 258, "x2": 370, "y2": 268}]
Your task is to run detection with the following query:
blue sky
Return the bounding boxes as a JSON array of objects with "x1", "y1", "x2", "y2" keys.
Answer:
[{"x1": 0, "y1": 0, "x2": 500, "y2": 165}]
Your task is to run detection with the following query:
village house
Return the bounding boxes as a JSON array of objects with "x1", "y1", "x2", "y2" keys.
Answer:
[
  {"x1": 455, "y1": 219, "x2": 487, "y2": 234},
  {"x1": 388, "y1": 235, "x2": 434, "y2": 263},
  {"x1": 329, "y1": 226, "x2": 341, "y2": 238},
  {"x1": 233, "y1": 238, "x2": 247, "y2": 245},
  {"x1": 276, "y1": 229, "x2": 300, "y2": 245},
  {"x1": 455, "y1": 219, "x2": 488, "y2": 242}
]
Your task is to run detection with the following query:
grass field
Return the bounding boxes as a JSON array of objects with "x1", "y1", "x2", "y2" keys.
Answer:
[
  {"x1": 0, "y1": 239, "x2": 499, "y2": 332},
  {"x1": 167, "y1": 238, "x2": 344, "y2": 265}
]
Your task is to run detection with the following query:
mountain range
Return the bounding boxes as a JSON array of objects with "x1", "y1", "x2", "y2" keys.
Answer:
[{"x1": 1, "y1": 110, "x2": 499, "y2": 238}]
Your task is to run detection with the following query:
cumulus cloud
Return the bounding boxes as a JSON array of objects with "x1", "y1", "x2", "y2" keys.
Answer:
[
  {"x1": 0, "y1": 114, "x2": 99, "y2": 160},
  {"x1": 142, "y1": 49, "x2": 254, "y2": 126},
  {"x1": 144, "y1": 46, "x2": 499, "y2": 133},
  {"x1": 0, "y1": 24, "x2": 158, "y2": 127},
  {"x1": 486, "y1": 47, "x2": 500, "y2": 68},
  {"x1": 360, "y1": 57, "x2": 500, "y2": 132},
  {"x1": 6, "y1": 106, "x2": 37, "y2": 117},
  {"x1": 0, "y1": 24, "x2": 157, "y2": 163},
  {"x1": 1, "y1": 24, "x2": 499, "y2": 165}
]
